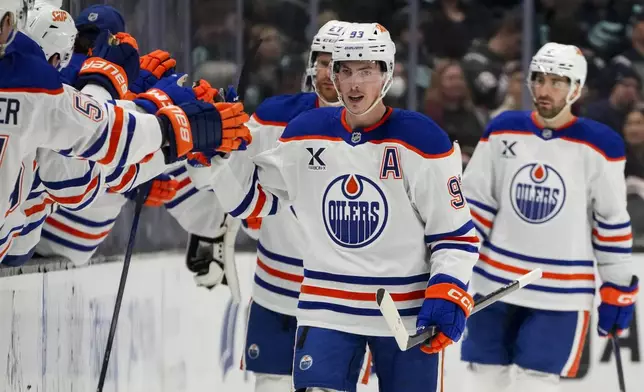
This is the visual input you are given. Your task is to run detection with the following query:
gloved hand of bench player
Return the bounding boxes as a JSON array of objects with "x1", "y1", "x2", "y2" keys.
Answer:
[
  {"x1": 156, "y1": 94, "x2": 251, "y2": 164},
  {"x1": 597, "y1": 276, "x2": 639, "y2": 337},
  {"x1": 122, "y1": 173, "x2": 179, "y2": 206},
  {"x1": 129, "y1": 49, "x2": 177, "y2": 94},
  {"x1": 416, "y1": 274, "x2": 472, "y2": 354},
  {"x1": 76, "y1": 31, "x2": 140, "y2": 99}
]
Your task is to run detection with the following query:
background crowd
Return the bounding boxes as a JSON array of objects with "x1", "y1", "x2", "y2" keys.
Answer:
[{"x1": 54, "y1": 0, "x2": 644, "y2": 256}]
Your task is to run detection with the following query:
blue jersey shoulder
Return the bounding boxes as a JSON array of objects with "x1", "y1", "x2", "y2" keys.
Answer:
[
  {"x1": 482, "y1": 110, "x2": 533, "y2": 138},
  {"x1": 385, "y1": 109, "x2": 453, "y2": 156},
  {"x1": 254, "y1": 92, "x2": 318, "y2": 124},
  {"x1": 281, "y1": 106, "x2": 340, "y2": 139},
  {"x1": 568, "y1": 118, "x2": 625, "y2": 159},
  {"x1": 0, "y1": 33, "x2": 63, "y2": 91}
]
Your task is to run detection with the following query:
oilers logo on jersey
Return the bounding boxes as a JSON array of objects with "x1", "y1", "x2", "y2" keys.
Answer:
[
  {"x1": 322, "y1": 174, "x2": 388, "y2": 248},
  {"x1": 510, "y1": 163, "x2": 566, "y2": 224}
]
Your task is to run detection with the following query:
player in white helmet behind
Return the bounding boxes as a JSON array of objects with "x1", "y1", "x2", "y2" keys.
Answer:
[
  {"x1": 184, "y1": 20, "x2": 377, "y2": 391},
  {"x1": 461, "y1": 42, "x2": 638, "y2": 392},
  {"x1": 25, "y1": 0, "x2": 75, "y2": 69},
  {"x1": 202, "y1": 22, "x2": 478, "y2": 392}
]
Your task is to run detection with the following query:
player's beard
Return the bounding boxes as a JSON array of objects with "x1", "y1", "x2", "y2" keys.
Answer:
[{"x1": 535, "y1": 98, "x2": 566, "y2": 120}]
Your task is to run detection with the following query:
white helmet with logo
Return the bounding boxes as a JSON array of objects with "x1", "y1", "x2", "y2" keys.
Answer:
[
  {"x1": 528, "y1": 42, "x2": 588, "y2": 106},
  {"x1": 305, "y1": 20, "x2": 350, "y2": 105},
  {"x1": 24, "y1": 2, "x2": 76, "y2": 68},
  {"x1": 330, "y1": 22, "x2": 396, "y2": 115},
  {"x1": 0, "y1": 0, "x2": 30, "y2": 54}
]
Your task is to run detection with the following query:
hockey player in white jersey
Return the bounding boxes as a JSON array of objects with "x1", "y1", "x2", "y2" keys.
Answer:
[
  {"x1": 186, "y1": 20, "x2": 380, "y2": 391},
  {"x1": 0, "y1": 0, "x2": 251, "y2": 244},
  {"x1": 208, "y1": 22, "x2": 479, "y2": 392},
  {"x1": 461, "y1": 42, "x2": 639, "y2": 392}
]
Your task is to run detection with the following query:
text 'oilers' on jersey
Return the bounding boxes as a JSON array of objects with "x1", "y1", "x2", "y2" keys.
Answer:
[
  {"x1": 464, "y1": 110, "x2": 634, "y2": 311},
  {"x1": 213, "y1": 105, "x2": 479, "y2": 336}
]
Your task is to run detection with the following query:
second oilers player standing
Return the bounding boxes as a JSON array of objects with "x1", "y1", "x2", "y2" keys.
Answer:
[
  {"x1": 461, "y1": 42, "x2": 639, "y2": 392},
  {"x1": 209, "y1": 22, "x2": 479, "y2": 392}
]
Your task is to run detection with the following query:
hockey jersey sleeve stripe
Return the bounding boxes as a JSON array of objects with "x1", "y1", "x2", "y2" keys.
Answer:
[
  {"x1": 248, "y1": 185, "x2": 267, "y2": 218},
  {"x1": 479, "y1": 253, "x2": 595, "y2": 281},
  {"x1": 40, "y1": 230, "x2": 100, "y2": 252},
  {"x1": 44, "y1": 216, "x2": 111, "y2": 240},
  {"x1": 0, "y1": 224, "x2": 24, "y2": 249},
  {"x1": 471, "y1": 210, "x2": 493, "y2": 229},
  {"x1": 592, "y1": 243, "x2": 631, "y2": 253},
  {"x1": 466, "y1": 198, "x2": 497, "y2": 214},
  {"x1": 168, "y1": 165, "x2": 187, "y2": 177},
  {"x1": 48, "y1": 176, "x2": 99, "y2": 205},
  {"x1": 593, "y1": 216, "x2": 630, "y2": 230},
  {"x1": 424, "y1": 220, "x2": 475, "y2": 243},
  {"x1": 257, "y1": 241, "x2": 303, "y2": 267},
  {"x1": 304, "y1": 268, "x2": 430, "y2": 285},
  {"x1": 109, "y1": 165, "x2": 138, "y2": 192},
  {"x1": 229, "y1": 168, "x2": 262, "y2": 218},
  {"x1": 40, "y1": 163, "x2": 95, "y2": 190},
  {"x1": 97, "y1": 105, "x2": 125, "y2": 165},
  {"x1": 254, "y1": 275, "x2": 300, "y2": 298},
  {"x1": 65, "y1": 180, "x2": 103, "y2": 212},
  {"x1": 115, "y1": 113, "x2": 137, "y2": 168},
  {"x1": 485, "y1": 240, "x2": 594, "y2": 267},
  {"x1": 257, "y1": 258, "x2": 303, "y2": 283},
  {"x1": 56, "y1": 208, "x2": 116, "y2": 227},
  {"x1": 298, "y1": 301, "x2": 421, "y2": 317},
  {"x1": 0, "y1": 87, "x2": 65, "y2": 95},
  {"x1": 432, "y1": 243, "x2": 479, "y2": 254},
  {"x1": 165, "y1": 187, "x2": 198, "y2": 209},
  {"x1": 301, "y1": 284, "x2": 425, "y2": 302},
  {"x1": 473, "y1": 267, "x2": 596, "y2": 294},
  {"x1": 472, "y1": 222, "x2": 488, "y2": 240},
  {"x1": 592, "y1": 229, "x2": 632, "y2": 242},
  {"x1": 24, "y1": 199, "x2": 54, "y2": 217},
  {"x1": 20, "y1": 214, "x2": 48, "y2": 236}
]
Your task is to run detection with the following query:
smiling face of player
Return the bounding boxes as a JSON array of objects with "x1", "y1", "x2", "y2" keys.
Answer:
[
  {"x1": 334, "y1": 60, "x2": 386, "y2": 116},
  {"x1": 530, "y1": 72, "x2": 578, "y2": 123},
  {"x1": 313, "y1": 52, "x2": 339, "y2": 105}
]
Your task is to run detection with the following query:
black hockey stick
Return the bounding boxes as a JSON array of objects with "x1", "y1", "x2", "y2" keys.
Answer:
[
  {"x1": 97, "y1": 181, "x2": 152, "y2": 392},
  {"x1": 377, "y1": 269, "x2": 543, "y2": 351},
  {"x1": 611, "y1": 329, "x2": 627, "y2": 392}
]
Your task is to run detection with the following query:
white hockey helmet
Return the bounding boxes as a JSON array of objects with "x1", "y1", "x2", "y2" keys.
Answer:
[
  {"x1": 24, "y1": 2, "x2": 76, "y2": 68},
  {"x1": 528, "y1": 42, "x2": 588, "y2": 106},
  {"x1": 0, "y1": 0, "x2": 30, "y2": 53},
  {"x1": 330, "y1": 22, "x2": 396, "y2": 115},
  {"x1": 306, "y1": 19, "x2": 350, "y2": 105}
]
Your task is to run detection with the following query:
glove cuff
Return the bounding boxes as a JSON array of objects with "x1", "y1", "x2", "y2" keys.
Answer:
[
  {"x1": 137, "y1": 88, "x2": 174, "y2": 111},
  {"x1": 78, "y1": 57, "x2": 129, "y2": 99},
  {"x1": 157, "y1": 105, "x2": 193, "y2": 163},
  {"x1": 425, "y1": 283, "x2": 473, "y2": 317},
  {"x1": 600, "y1": 276, "x2": 639, "y2": 306}
]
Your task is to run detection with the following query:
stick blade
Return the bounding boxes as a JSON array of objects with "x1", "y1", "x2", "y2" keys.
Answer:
[{"x1": 376, "y1": 288, "x2": 410, "y2": 351}]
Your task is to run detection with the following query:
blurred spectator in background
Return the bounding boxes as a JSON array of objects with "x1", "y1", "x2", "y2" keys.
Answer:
[
  {"x1": 611, "y1": 10, "x2": 644, "y2": 95},
  {"x1": 624, "y1": 105, "x2": 644, "y2": 179},
  {"x1": 276, "y1": 53, "x2": 307, "y2": 95},
  {"x1": 462, "y1": 9, "x2": 522, "y2": 112},
  {"x1": 585, "y1": 0, "x2": 636, "y2": 59},
  {"x1": 384, "y1": 61, "x2": 409, "y2": 108},
  {"x1": 536, "y1": 0, "x2": 586, "y2": 48},
  {"x1": 584, "y1": 63, "x2": 641, "y2": 133},
  {"x1": 490, "y1": 60, "x2": 523, "y2": 118},
  {"x1": 191, "y1": 0, "x2": 237, "y2": 68},
  {"x1": 423, "y1": 0, "x2": 492, "y2": 59},
  {"x1": 194, "y1": 60, "x2": 238, "y2": 90},
  {"x1": 424, "y1": 60, "x2": 486, "y2": 165}
]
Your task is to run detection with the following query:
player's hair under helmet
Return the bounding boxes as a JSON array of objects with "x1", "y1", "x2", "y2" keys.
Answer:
[
  {"x1": 305, "y1": 20, "x2": 350, "y2": 106},
  {"x1": 25, "y1": 2, "x2": 76, "y2": 69},
  {"x1": 528, "y1": 42, "x2": 588, "y2": 120},
  {"x1": 330, "y1": 22, "x2": 396, "y2": 116},
  {"x1": 0, "y1": 0, "x2": 31, "y2": 55}
]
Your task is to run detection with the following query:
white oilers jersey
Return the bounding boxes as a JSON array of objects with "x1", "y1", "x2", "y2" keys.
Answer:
[
  {"x1": 0, "y1": 37, "x2": 163, "y2": 233},
  {"x1": 464, "y1": 111, "x2": 634, "y2": 311},
  {"x1": 224, "y1": 93, "x2": 318, "y2": 316},
  {"x1": 211, "y1": 106, "x2": 479, "y2": 336}
]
